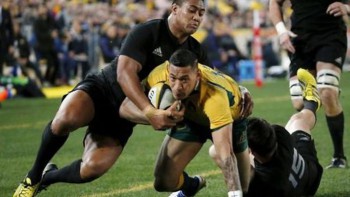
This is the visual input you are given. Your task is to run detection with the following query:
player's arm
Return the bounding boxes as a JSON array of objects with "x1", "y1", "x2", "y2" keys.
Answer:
[
  {"x1": 269, "y1": 0, "x2": 296, "y2": 53},
  {"x1": 117, "y1": 56, "x2": 183, "y2": 130},
  {"x1": 211, "y1": 124, "x2": 243, "y2": 197},
  {"x1": 119, "y1": 97, "x2": 149, "y2": 125},
  {"x1": 119, "y1": 97, "x2": 183, "y2": 125}
]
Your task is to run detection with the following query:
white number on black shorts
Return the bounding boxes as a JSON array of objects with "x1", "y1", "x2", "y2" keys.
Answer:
[{"x1": 288, "y1": 148, "x2": 305, "y2": 188}]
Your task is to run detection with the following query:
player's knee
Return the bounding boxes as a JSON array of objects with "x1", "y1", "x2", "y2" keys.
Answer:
[
  {"x1": 51, "y1": 117, "x2": 74, "y2": 135},
  {"x1": 318, "y1": 87, "x2": 338, "y2": 104},
  {"x1": 51, "y1": 110, "x2": 82, "y2": 134},
  {"x1": 317, "y1": 69, "x2": 340, "y2": 98},
  {"x1": 209, "y1": 145, "x2": 219, "y2": 163},
  {"x1": 289, "y1": 79, "x2": 303, "y2": 110}
]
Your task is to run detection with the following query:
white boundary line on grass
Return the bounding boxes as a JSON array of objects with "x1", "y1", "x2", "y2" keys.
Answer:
[
  {"x1": 0, "y1": 121, "x2": 47, "y2": 131},
  {"x1": 81, "y1": 170, "x2": 221, "y2": 197}
]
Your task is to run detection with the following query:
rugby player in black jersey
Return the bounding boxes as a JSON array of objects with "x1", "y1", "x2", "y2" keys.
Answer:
[
  {"x1": 13, "y1": 1, "x2": 212, "y2": 196},
  {"x1": 269, "y1": 0, "x2": 348, "y2": 168},
  {"x1": 244, "y1": 69, "x2": 323, "y2": 197}
]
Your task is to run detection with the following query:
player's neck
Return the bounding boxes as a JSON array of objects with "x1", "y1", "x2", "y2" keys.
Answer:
[{"x1": 254, "y1": 144, "x2": 278, "y2": 164}]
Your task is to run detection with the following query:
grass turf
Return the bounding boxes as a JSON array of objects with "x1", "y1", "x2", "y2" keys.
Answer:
[{"x1": 1, "y1": 73, "x2": 350, "y2": 196}]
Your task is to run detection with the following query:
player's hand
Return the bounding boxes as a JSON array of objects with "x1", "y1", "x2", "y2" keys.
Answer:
[
  {"x1": 327, "y1": 2, "x2": 349, "y2": 17},
  {"x1": 279, "y1": 31, "x2": 297, "y2": 54},
  {"x1": 167, "y1": 100, "x2": 185, "y2": 120},
  {"x1": 239, "y1": 86, "x2": 254, "y2": 118},
  {"x1": 143, "y1": 101, "x2": 184, "y2": 130}
]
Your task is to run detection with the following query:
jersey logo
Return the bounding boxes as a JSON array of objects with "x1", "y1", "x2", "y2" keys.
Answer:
[
  {"x1": 152, "y1": 47, "x2": 163, "y2": 57},
  {"x1": 335, "y1": 57, "x2": 342, "y2": 64}
]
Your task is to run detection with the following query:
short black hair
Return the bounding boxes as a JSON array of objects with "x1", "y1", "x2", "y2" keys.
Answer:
[
  {"x1": 247, "y1": 117, "x2": 277, "y2": 157},
  {"x1": 169, "y1": 49, "x2": 198, "y2": 69},
  {"x1": 172, "y1": 0, "x2": 205, "y2": 6}
]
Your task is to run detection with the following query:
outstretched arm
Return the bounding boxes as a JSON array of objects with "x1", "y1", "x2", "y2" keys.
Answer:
[{"x1": 211, "y1": 124, "x2": 243, "y2": 197}]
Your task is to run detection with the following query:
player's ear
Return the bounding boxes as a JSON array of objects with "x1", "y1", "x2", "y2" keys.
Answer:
[
  {"x1": 196, "y1": 68, "x2": 201, "y2": 80},
  {"x1": 171, "y1": 3, "x2": 178, "y2": 14}
]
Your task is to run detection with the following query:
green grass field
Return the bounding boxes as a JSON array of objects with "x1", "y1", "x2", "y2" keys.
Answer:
[{"x1": 1, "y1": 73, "x2": 350, "y2": 197}]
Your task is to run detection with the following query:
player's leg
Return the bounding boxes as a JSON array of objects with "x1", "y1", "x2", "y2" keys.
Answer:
[
  {"x1": 288, "y1": 42, "x2": 316, "y2": 112},
  {"x1": 38, "y1": 91, "x2": 133, "y2": 191},
  {"x1": 41, "y1": 133, "x2": 123, "y2": 185},
  {"x1": 13, "y1": 90, "x2": 95, "y2": 197},
  {"x1": 154, "y1": 135, "x2": 204, "y2": 196},
  {"x1": 285, "y1": 68, "x2": 320, "y2": 134},
  {"x1": 316, "y1": 62, "x2": 346, "y2": 168},
  {"x1": 287, "y1": 69, "x2": 324, "y2": 195}
]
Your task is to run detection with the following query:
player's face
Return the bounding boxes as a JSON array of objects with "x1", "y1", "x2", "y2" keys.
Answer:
[
  {"x1": 168, "y1": 64, "x2": 200, "y2": 100},
  {"x1": 175, "y1": 0, "x2": 205, "y2": 35}
]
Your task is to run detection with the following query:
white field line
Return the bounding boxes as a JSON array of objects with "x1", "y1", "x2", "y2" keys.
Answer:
[{"x1": 81, "y1": 170, "x2": 221, "y2": 197}]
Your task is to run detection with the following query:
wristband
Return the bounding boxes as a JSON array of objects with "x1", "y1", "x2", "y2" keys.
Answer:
[
  {"x1": 228, "y1": 190, "x2": 243, "y2": 197},
  {"x1": 143, "y1": 105, "x2": 156, "y2": 119},
  {"x1": 275, "y1": 21, "x2": 288, "y2": 36}
]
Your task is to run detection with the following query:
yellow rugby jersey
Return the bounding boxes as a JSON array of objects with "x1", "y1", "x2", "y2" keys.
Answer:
[{"x1": 144, "y1": 61, "x2": 243, "y2": 130}]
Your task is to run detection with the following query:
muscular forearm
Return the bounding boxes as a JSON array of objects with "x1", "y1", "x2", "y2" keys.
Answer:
[
  {"x1": 117, "y1": 55, "x2": 151, "y2": 111},
  {"x1": 119, "y1": 98, "x2": 149, "y2": 124},
  {"x1": 222, "y1": 155, "x2": 242, "y2": 192}
]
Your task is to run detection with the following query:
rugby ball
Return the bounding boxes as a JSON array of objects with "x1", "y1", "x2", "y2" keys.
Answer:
[{"x1": 148, "y1": 82, "x2": 175, "y2": 109}]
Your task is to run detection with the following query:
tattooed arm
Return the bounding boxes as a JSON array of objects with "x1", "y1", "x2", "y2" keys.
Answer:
[{"x1": 211, "y1": 123, "x2": 243, "y2": 196}]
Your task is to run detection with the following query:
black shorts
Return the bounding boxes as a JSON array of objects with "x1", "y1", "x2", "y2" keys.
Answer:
[
  {"x1": 289, "y1": 29, "x2": 347, "y2": 77},
  {"x1": 292, "y1": 131, "x2": 323, "y2": 195},
  {"x1": 63, "y1": 73, "x2": 135, "y2": 147}
]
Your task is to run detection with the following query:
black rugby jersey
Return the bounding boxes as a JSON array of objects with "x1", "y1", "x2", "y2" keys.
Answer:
[
  {"x1": 290, "y1": 0, "x2": 347, "y2": 33},
  {"x1": 100, "y1": 18, "x2": 210, "y2": 100},
  {"x1": 249, "y1": 125, "x2": 310, "y2": 197}
]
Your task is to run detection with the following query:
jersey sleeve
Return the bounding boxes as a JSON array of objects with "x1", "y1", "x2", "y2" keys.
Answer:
[
  {"x1": 203, "y1": 87, "x2": 233, "y2": 130},
  {"x1": 119, "y1": 23, "x2": 154, "y2": 66}
]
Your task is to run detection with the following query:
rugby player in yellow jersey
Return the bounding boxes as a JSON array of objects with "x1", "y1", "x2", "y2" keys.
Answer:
[{"x1": 120, "y1": 49, "x2": 252, "y2": 197}]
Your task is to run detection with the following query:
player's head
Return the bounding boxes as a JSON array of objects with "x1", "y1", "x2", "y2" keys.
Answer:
[
  {"x1": 247, "y1": 117, "x2": 277, "y2": 160},
  {"x1": 170, "y1": 0, "x2": 206, "y2": 35},
  {"x1": 168, "y1": 49, "x2": 200, "y2": 100}
]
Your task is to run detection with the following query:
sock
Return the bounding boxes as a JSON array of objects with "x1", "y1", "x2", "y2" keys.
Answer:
[
  {"x1": 180, "y1": 172, "x2": 199, "y2": 196},
  {"x1": 42, "y1": 159, "x2": 88, "y2": 185},
  {"x1": 27, "y1": 121, "x2": 68, "y2": 184},
  {"x1": 326, "y1": 112, "x2": 345, "y2": 158},
  {"x1": 303, "y1": 100, "x2": 318, "y2": 115}
]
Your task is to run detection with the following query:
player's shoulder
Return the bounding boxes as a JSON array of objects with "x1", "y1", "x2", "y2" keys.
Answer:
[{"x1": 132, "y1": 18, "x2": 166, "y2": 34}]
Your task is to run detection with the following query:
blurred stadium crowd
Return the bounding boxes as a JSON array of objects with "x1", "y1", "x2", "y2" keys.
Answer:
[{"x1": 0, "y1": 0, "x2": 281, "y2": 99}]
